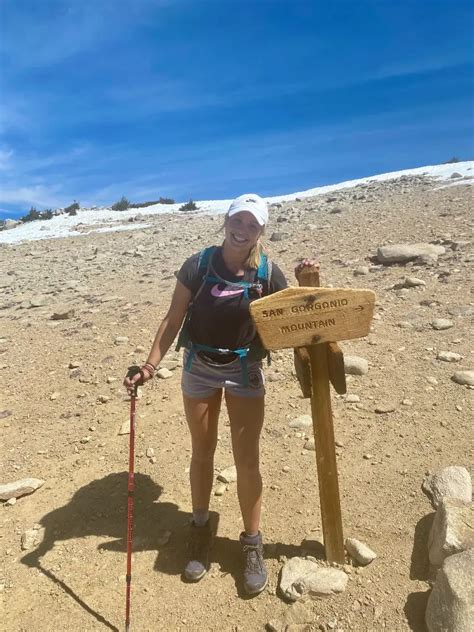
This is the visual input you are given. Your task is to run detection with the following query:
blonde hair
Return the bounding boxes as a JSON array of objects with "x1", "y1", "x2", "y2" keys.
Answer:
[{"x1": 220, "y1": 215, "x2": 266, "y2": 269}]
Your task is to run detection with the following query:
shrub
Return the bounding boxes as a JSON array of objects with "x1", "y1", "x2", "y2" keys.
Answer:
[
  {"x1": 65, "y1": 201, "x2": 80, "y2": 216},
  {"x1": 443, "y1": 157, "x2": 461, "y2": 164},
  {"x1": 20, "y1": 207, "x2": 42, "y2": 222},
  {"x1": 179, "y1": 199, "x2": 198, "y2": 212},
  {"x1": 111, "y1": 196, "x2": 130, "y2": 211},
  {"x1": 158, "y1": 197, "x2": 175, "y2": 205},
  {"x1": 42, "y1": 209, "x2": 53, "y2": 220}
]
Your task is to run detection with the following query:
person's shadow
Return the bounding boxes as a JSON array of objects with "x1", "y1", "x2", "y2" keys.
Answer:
[{"x1": 21, "y1": 471, "x2": 189, "y2": 631}]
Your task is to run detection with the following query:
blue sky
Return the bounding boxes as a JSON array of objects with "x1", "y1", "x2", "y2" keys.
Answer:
[{"x1": 0, "y1": 0, "x2": 473, "y2": 219}]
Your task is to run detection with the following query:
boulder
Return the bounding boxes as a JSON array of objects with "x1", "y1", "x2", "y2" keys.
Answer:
[
  {"x1": 376, "y1": 243, "x2": 445, "y2": 265},
  {"x1": 279, "y1": 557, "x2": 348, "y2": 601},
  {"x1": 428, "y1": 498, "x2": 474, "y2": 567},
  {"x1": 422, "y1": 466, "x2": 472, "y2": 509},
  {"x1": 425, "y1": 549, "x2": 474, "y2": 632}
]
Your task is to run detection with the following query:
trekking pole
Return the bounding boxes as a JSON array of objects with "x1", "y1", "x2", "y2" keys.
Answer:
[{"x1": 124, "y1": 366, "x2": 143, "y2": 632}]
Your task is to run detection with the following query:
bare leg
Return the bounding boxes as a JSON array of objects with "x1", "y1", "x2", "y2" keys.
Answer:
[
  {"x1": 183, "y1": 391, "x2": 222, "y2": 513},
  {"x1": 225, "y1": 393, "x2": 265, "y2": 534}
]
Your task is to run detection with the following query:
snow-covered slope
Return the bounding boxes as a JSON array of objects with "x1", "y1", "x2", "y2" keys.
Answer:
[{"x1": 1, "y1": 161, "x2": 472, "y2": 245}]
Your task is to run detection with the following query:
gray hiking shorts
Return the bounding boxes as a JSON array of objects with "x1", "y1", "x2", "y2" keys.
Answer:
[{"x1": 181, "y1": 350, "x2": 265, "y2": 399}]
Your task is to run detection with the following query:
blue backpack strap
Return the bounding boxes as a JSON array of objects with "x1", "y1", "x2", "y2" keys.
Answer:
[
  {"x1": 256, "y1": 253, "x2": 268, "y2": 281},
  {"x1": 198, "y1": 246, "x2": 217, "y2": 274}
]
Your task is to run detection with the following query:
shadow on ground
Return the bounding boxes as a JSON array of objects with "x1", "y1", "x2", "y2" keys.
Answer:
[
  {"x1": 21, "y1": 472, "x2": 317, "y2": 626},
  {"x1": 403, "y1": 512, "x2": 435, "y2": 631}
]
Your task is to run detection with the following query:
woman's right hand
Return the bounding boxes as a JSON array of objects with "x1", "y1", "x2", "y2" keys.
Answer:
[{"x1": 123, "y1": 365, "x2": 154, "y2": 395}]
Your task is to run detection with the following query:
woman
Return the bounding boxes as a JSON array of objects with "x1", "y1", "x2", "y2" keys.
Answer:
[{"x1": 124, "y1": 193, "x2": 314, "y2": 595}]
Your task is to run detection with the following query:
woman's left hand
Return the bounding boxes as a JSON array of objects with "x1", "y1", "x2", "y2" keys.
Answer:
[{"x1": 295, "y1": 258, "x2": 320, "y2": 279}]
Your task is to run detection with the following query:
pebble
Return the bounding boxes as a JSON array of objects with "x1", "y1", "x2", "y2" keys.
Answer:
[
  {"x1": 114, "y1": 336, "x2": 129, "y2": 345},
  {"x1": 375, "y1": 404, "x2": 396, "y2": 414},
  {"x1": 146, "y1": 447, "x2": 155, "y2": 458},
  {"x1": 353, "y1": 266, "x2": 369, "y2": 276},
  {"x1": 97, "y1": 395, "x2": 110, "y2": 403},
  {"x1": 345, "y1": 537, "x2": 377, "y2": 565},
  {"x1": 344, "y1": 355, "x2": 369, "y2": 376},
  {"x1": 282, "y1": 465, "x2": 290, "y2": 473},
  {"x1": 156, "y1": 367, "x2": 173, "y2": 379},
  {"x1": 118, "y1": 420, "x2": 130, "y2": 435},
  {"x1": 49, "y1": 392, "x2": 60, "y2": 400},
  {"x1": 437, "y1": 351, "x2": 462, "y2": 363},
  {"x1": 214, "y1": 483, "x2": 227, "y2": 496},
  {"x1": 426, "y1": 377, "x2": 438, "y2": 386},
  {"x1": 304, "y1": 437, "x2": 315, "y2": 451},
  {"x1": 288, "y1": 415, "x2": 312, "y2": 429},
  {"x1": 403, "y1": 276, "x2": 426, "y2": 288},
  {"x1": 50, "y1": 309, "x2": 75, "y2": 320},
  {"x1": 431, "y1": 319, "x2": 454, "y2": 330},
  {"x1": 345, "y1": 394, "x2": 360, "y2": 403},
  {"x1": 217, "y1": 465, "x2": 237, "y2": 483},
  {"x1": 452, "y1": 370, "x2": 474, "y2": 386},
  {"x1": 68, "y1": 361, "x2": 81, "y2": 369}
]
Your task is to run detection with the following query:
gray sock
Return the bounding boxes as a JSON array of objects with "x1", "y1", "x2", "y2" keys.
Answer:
[{"x1": 193, "y1": 509, "x2": 209, "y2": 527}]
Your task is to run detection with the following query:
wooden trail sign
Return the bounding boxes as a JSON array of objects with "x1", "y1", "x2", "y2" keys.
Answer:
[
  {"x1": 250, "y1": 286, "x2": 375, "y2": 351},
  {"x1": 250, "y1": 266, "x2": 375, "y2": 564}
]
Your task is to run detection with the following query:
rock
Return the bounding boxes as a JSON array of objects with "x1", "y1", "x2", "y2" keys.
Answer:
[
  {"x1": 344, "y1": 355, "x2": 369, "y2": 376},
  {"x1": 146, "y1": 447, "x2": 155, "y2": 458},
  {"x1": 428, "y1": 498, "x2": 474, "y2": 567},
  {"x1": 114, "y1": 336, "x2": 129, "y2": 345},
  {"x1": 450, "y1": 172, "x2": 463, "y2": 178},
  {"x1": 422, "y1": 466, "x2": 472, "y2": 509},
  {"x1": 376, "y1": 243, "x2": 445, "y2": 265},
  {"x1": 374, "y1": 404, "x2": 396, "y2": 414},
  {"x1": 156, "y1": 530, "x2": 172, "y2": 546},
  {"x1": 452, "y1": 371, "x2": 474, "y2": 386},
  {"x1": 279, "y1": 557, "x2": 348, "y2": 601},
  {"x1": 426, "y1": 377, "x2": 438, "y2": 386},
  {"x1": 29, "y1": 296, "x2": 48, "y2": 308},
  {"x1": 5, "y1": 497, "x2": 16, "y2": 506},
  {"x1": 304, "y1": 437, "x2": 315, "y2": 451},
  {"x1": 437, "y1": 351, "x2": 462, "y2": 363},
  {"x1": 21, "y1": 528, "x2": 44, "y2": 551},
  {"x1": 345, "y1": 538, "x2": 377, "y2": 565},
  {"x1": 345, "y1": 394, "x2": 360, "y2": 403},
  {"x1": 425, "y1": 549, "x2": 474, "y2": 632},
  {"x1": 217, "y1": 465, "x2": 237, "y2": 484},
  {"x1": 353, "y1": 266, "x2": 369, "y2": 276},
  {"x1": 267, "y1": 601, "x2": 313, "y2": 631},
  {"x1": 270, "y1": 232, "x2": 287, "y2": 242},
  {"x1": 118, "y1": 420, "x2": 130, "y2": 435},
  {"x1": 447, "y1": 305, "x2": 474, "y2": 318},
  {"x1": 69, "y1": 361, "x2": 81, "y2": 369},
  {"x1": 97, "y1": 395, "x2": 110, "y2": 403},
  {"x1": 0, "y1": 410, "x2": 12, "y2": 419},
  {"x1": 50, "y1": 309, "x2": 75, "y2": 320},
  {"x1": 289, "y1": 415, "x2": 312, "y2": 430},
  {"x1": 49, "y1": 392, "x2": 60, "y2": 400},
  {"x1": 0, "y1": 478, "x2": 45, "y2": 500},
  {"x1": 156, "y1": 367, "x2": 173, "y2": 379},
  {"x1": 431, "y1": 319, "x2": 454, "y2": 331},
  {"x1": 214, "y1": 483, "x2": 227, "y2": 496},
  {"x1": 394, "y1": 277, "x2": 426, "y2": 289}
]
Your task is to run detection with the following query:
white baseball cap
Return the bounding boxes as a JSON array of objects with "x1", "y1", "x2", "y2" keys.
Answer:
[{"x1": 227, "y1": 193, "x2": 268, "y2": 226}]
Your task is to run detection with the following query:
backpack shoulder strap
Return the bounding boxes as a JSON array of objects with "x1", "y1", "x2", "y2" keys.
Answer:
[
  {"x1": 256, "y1": 254, "x2": 272, "y2": 294},
  {"x1": 197, "y1": 246, "x2": 217, "y2": 274}
]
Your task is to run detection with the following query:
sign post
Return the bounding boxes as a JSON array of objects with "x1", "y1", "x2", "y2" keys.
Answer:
[{"x1": 250, "y1": 266, "x2": 375, "y2": 564}]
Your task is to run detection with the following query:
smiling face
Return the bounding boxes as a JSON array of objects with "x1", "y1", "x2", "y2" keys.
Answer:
[{"x1": 224, "y1": 210, "x2": 264, "y2": 254}]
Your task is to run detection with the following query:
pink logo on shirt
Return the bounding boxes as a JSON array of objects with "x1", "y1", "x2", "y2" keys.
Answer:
[{"x1": 210, "y1": 284, "x2": 244, "y2": 298}]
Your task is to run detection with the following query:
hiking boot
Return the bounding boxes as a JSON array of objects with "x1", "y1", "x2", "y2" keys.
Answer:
[
  {"x1": 184, "y1": 520, "x2": 212, "y2": 582},
  {"x1": 239, "y1": 531, "x2": 268, "y2": 595}
]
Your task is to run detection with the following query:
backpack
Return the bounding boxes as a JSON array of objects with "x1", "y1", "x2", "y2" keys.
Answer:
[{"x1": 176, "y1": 246, "x2": 272, "y2": 386}]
